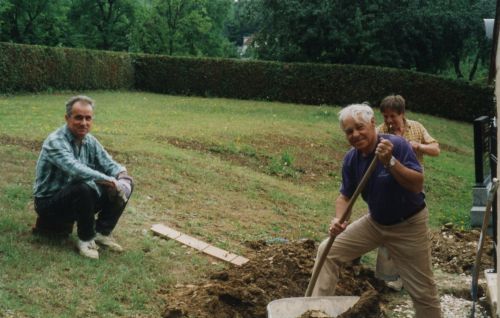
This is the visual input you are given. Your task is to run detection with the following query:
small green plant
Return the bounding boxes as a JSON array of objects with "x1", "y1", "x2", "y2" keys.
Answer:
[
  {"x1": 267, "y1": 150, "x2": 297, "y2": 178},
  {"x1": 209, "y1": 143, "x2": 257, "y2": 158},
  {"x1": 280, "y1": 151, "x2": 293, "y2": 167},
  {"x1": 240, "y1": 144, "x2": 257, "y2": 157},
  {"x1": 208, "y1": 144, "x2": 227, "y2": 154},
  {"x1": 225, "y1": 142, "x2": 239, "y2": 154}
]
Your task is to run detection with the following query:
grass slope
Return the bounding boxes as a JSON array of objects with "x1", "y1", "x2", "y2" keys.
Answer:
[{"x1": 0, "y1": 91, "x2": 473, "y2": 317}]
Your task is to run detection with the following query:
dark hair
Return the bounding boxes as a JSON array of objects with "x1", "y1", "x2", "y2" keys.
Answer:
[
  {"x1": 65, "y1": 95, "x2": 95, "y2": 117},
  {"x1": 379, "y1": 95, "x2": 405, "y2": 114}
]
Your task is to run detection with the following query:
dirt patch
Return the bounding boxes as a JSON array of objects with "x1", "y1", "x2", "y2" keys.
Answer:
[
  {"x1": 338, "y1": 290, "x2": 380, "y2": 318},
  {"x1": 431, "y1": 224, "x2": 494, "y2": 274},
  {"x1": 298, "y1": 310, "x2": 331, "y2": 318},
  {"x1": 162, "y1": 239, "x2": 384, "y2": 318},
  {"x1": 161, "y1": 227, "x2": 493, "y2": 318},
  {"x1": 162, "y1": 135, "x2": 345, "y2": 184},
  {"x1": 0, "y1": 134, "x2": 41, "y2": 151},
  {"x1": 164, "y1": 136, "x2": 271, "y2": 173}
]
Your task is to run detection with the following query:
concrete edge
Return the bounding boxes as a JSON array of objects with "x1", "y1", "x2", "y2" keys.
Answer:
[{"x1": 485, "y1": 269, "x2": 498, "y2": 317}]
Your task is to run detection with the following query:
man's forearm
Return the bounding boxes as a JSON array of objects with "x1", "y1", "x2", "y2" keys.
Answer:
[
  {"x1": 420, "y1": 142, "x2": 440, "y2": 157},
  {"x1": 388, "y1": 159, "x2": 423, "y2": 193},
  {"x1": 335, "y1": 194, "x2": 350, "y2": 220}
]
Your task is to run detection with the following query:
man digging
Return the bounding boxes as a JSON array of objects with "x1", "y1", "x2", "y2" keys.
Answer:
[{"x1": 311, "y1": 104, "x2": 441, "y2": 317}]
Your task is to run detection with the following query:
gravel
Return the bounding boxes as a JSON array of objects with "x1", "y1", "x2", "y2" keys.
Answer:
[{"x1": 390, "y1": 294, "x2": 491, "y2": 317}]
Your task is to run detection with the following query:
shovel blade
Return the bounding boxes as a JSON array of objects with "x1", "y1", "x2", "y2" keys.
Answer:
[{"x1": 267, "y1": 296, "x2": 360, "y2": 318}]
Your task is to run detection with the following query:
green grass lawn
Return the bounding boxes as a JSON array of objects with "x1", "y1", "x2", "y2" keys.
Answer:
[{"x1": 0, "y1": 91, "x2": 474, "y2": 317}]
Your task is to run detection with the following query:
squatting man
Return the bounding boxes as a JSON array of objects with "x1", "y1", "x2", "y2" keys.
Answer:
[
  {"x1": 33, "y1": 95, "x2": 133, "y2": 259},
  {"x1": 310, "y1": 104, "x2": 442, "y2": 317}
]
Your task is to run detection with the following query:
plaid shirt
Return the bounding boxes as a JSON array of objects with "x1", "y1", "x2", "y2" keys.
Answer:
[
  {"x1": 33, "y1": 125, "x2": 125, "y2": 198},
  {"x1": 377, "y1": 119, "x2": 437, "y2": 164}
]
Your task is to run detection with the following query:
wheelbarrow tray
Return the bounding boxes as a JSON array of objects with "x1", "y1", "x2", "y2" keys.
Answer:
[{"x1": 267, "y1": 296, "x2": 360, "y2": 318}]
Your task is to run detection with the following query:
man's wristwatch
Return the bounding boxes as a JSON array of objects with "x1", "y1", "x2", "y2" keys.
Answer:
[{"x1": 386, "y1": 156, "x2": 396, "y2": 170}]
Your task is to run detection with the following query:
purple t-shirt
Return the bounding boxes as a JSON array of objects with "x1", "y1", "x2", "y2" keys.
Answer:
[{"x1": 340, "y1": 134, "x2": 425, "y2": 225}]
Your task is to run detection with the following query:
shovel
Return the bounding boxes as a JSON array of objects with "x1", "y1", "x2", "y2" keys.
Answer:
[
  {"x1": 470, "y1": 178, "x2": 499, "y2": 318},
  {"x1": 267, "y1": 155, "x2": 379, "y2": 317}
]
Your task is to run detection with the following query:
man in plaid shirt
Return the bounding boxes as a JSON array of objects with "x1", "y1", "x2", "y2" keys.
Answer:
[
  {"x1": 378, "y1": 95, "x2": 440, "y2": 165},
  {"x1": 375, "y1": 94, "x2": 440, "y2": 290},
  {"x1": 33, "y1": 95, "x2": 133, "y2": 259}
]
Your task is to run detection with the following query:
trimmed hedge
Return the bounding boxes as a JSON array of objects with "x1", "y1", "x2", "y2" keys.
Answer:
[
  {"x1": 0, "y1": 42, "x2": 134, "y2": 93},
  {"x1": 0, "y1": 42, "x2": 494, "y2": 122},
  {"x1": 133, "y1": 54, "x2": 494, "y2": 122}
]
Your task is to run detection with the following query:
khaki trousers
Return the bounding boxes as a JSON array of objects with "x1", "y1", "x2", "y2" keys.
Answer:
[{"x1": 311, "y1": 208, "x2": 441, "y2": 318}]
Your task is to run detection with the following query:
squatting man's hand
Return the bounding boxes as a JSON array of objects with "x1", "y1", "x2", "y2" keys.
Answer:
[
  {"x1": 97, "y1": 179, "x2": 129, "y2": 203},
  {"x1": 375, "y1": 138, "x2": 394, "y2": 166},
  {"x1": 96, "y1": 178, "x2": 119, "y2": 190},
  {"x1": 329, "y1": 217, "x2": 348, "y2": 237}
]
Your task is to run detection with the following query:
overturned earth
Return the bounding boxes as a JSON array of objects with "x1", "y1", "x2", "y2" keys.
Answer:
[{"x1": 162, "y1": 226, "x2": 493, "y2": 318}]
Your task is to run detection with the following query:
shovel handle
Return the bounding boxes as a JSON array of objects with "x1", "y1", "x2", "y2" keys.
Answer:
[
  {"x1": 305, "y1": 155, "x2": 378, "y2": 297},
  {"x1": 471, "y1": 178, "x2": 499, "y2": 302}
]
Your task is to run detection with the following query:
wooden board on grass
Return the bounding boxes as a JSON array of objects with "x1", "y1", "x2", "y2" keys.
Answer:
[{"x1": 151, "y1": 223, "x2": 249, "y2": 266}]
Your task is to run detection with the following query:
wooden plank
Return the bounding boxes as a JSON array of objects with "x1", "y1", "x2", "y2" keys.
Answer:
[
  {"x1": 151, "y1": 223, "x2": 182, "y2": 239},
  {"x1": 150, "y1": 223, "x2": 249, "y2": 266},
  {"x1": 176, "y1": 234, "x2": 210, "y2": 251},
  {"x1": 231, "y1": 255, "x2": 249, "y2": 266},
  {"x1": 203, "y1": 245, "x2": 239, "y2": 262}
]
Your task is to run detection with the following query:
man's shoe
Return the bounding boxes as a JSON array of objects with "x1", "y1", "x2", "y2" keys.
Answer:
[
  {"x1": 77, "y1": 239, "x2": 99, "y2": 259},
  {"x1": 95, "y1": 233, "x2": 123, "y2": 252},
  {"x1": 386, "y1": 277, "x2": 403, "y2": 291}
]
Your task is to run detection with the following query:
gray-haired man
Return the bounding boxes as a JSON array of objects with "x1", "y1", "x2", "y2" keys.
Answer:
[
  {"x1": 33, "y1": 95, "x2": 133, "y2": 259},
  {"x1": 311, "y1": 104, "x2": 441, "y2": 317}
]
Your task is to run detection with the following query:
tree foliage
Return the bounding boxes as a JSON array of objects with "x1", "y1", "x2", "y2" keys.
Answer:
[
  {"x1": 130, "y1": 0, "x2": 236, "y2": 57},
  {"x1": 67, "y1": 0, "x2": 137, "y2": 50},
  {"x1": 0, "y1": 0, "x2": 69, "y2": 46},
  {"x1": 0, "y1": 0, "x2": 496, "y2": 79},
  {"x1": 0, "y1": 0, "x2": 235, "y2": 56},
  {"x1": 249, "y1": 0, "x2": 495, "y2": 79},
  {"x1": 225, "y1": 0, "x2": 261, "y2": 46}
]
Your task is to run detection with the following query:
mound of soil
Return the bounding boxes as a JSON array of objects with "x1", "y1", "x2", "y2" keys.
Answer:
[
  {"x1": 162, "y1": 227, "x2": 493, "y2": 318},
  {"x1": 163, "y1": 239, "x2": 384, "y2": 318},
  {"x1": 431, "y1": 225, "x2": 494, "y2": 274}
]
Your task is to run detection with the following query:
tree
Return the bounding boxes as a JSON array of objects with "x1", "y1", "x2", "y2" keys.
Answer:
[
  {"x1": 225, "y1": 0, "x2": 261, "y2": 46},
  {"x1": 0, "y1": 0, "x2": 70, "y2": 46},
  {"x1": 248, "y1": 0, "x2": 496, "y2": 79},
  {"x1": 67, "y1": 0, "x2": 137, "y2": 51},
  {"x1": 378, "y1": 0, "x2": 494, "y2": 78},
  {"x1": 131, "y1": 0, "x2": 235, "y2": 57}
]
